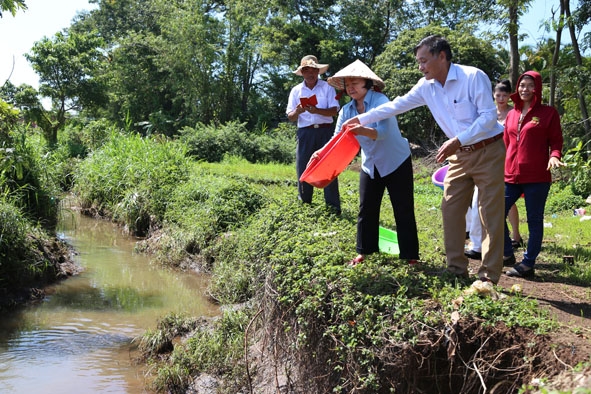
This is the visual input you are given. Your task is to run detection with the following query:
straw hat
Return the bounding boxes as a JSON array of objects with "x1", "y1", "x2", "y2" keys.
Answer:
[
  {"x1": 293, "y1": 55, "x2": 329, "y2": 76},
  {"x1": 327, "y1": 59, "x2": 385, "y2": 91}
]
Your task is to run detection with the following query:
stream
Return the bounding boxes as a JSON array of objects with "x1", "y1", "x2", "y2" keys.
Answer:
[{"x1": 0, "y1": 206, "x2": 219, "y2": 393}]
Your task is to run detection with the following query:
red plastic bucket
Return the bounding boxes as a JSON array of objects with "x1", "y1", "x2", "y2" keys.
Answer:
[
  {"x1": 432, "y1": 165, "x2": 448, "y2": 190},
  {"x1": 300, "y1": 125, "x2": 360, "y2": 188}
]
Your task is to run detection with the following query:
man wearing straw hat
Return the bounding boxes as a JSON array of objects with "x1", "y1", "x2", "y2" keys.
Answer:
[
  {"x1": 343, "y1": 35, "x2": 505, "y2": 284},
  {"x1": 325, "y1": 59, "x2": 420, "y2": 266},
  {"x1": 287, "y1": 55, "x2": 341, "y2": 214}
]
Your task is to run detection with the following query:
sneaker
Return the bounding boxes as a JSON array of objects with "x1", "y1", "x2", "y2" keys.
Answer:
[
  {"x1": 505, "y1": 263, "x2": 535, "y2": 278},
  {"x1": 407, "y1": 259, "x2": 420, "y2": 266},
  {"x1": 464, "y1": 249, "x2": 482, "y2": 260},
  {"x1": 511, "y1": 238, "x2": 525, "y2": 248},
  {"x1": 503, "y1": 254, "x2": 516, "y2": 266}
]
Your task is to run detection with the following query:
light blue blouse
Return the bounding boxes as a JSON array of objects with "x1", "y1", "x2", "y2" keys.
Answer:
[{"x1": 334, "y1": 89, "x2": 411, "y2": 179}]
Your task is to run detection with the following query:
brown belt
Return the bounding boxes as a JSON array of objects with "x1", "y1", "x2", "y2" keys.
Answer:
[
  {"x1": 458, "y1": 133, "x2": 503, "y2": 152},
  {"x1": 301, "y1": 123, "x2": 333, "y2": 129}
]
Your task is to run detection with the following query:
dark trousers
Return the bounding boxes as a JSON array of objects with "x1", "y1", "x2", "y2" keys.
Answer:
[
  {"x1": 503, "y1": 182, "x2": 551, "y2": 267},
  {"x1": 296, "y1": 126, "x2": 341, "y2": 211},
  {"x1": 356, "y1": 156, "x2": 419, "y2": 259}
]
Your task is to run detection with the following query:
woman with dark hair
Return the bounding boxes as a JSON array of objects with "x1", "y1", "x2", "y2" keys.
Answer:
[
  {"x1": 494, "y1": 80, "x2": 524, "y2": 250},
  {"x1": 495, "y1": 80, "x2": 513, "y2": 123},
  {"x1": 504, "y1": 71, "x2": 565, "y2": 277},
  {"x1": 320, "y1": 60, "x2": 420, "y2": 266}
]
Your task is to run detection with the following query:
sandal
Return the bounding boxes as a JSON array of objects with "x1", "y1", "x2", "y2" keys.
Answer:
[
  {"x1": 348, "y1": 255, "x2": 364, "y2": 266},
  {"x1": 505, "y1": 263, "x2": 535, "y2": 278},
  {"x1": 511, "y1": 238, "x2": 525, "y2": 248}
]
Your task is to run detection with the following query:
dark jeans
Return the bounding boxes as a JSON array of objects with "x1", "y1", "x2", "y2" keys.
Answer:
[
  {"x1": 296, "y1": 126, "x2": 341, "y2": 211},
  {"x1": 356, "y1": 156, "x2": 419, "y2": 259},
  {"x1": 504, "y1": 182, "x2": 551, "y2": 267}
]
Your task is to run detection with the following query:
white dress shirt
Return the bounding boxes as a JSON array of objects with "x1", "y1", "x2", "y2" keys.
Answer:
[
  {"x1": 357, "y1": 63, "x2": 502, "y2": 145},
  {"x1": 286, "y1": 79, "x2": 340, "y2": 128}
]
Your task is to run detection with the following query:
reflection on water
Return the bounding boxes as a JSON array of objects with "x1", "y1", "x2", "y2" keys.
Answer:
[{"x1": 0, "y1": 206, "x2": 219, "y2": 393}]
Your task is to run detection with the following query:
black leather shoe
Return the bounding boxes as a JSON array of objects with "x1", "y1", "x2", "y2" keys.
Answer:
[
  {"x1": 503, "y1": 254, "x2": 516, "y2": 266},
  {"x1": 464, "y1": 249, "x2": 482, "y2": 260},
  {"x1": 506, "y1": 263, "x2": 535, "y2": 278}
]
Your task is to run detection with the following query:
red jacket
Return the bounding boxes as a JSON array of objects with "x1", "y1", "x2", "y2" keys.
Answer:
[{"x1": 504, "y1": 71, "x2": 563, "y2": 184}]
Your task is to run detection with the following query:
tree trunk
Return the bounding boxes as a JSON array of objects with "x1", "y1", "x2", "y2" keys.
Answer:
[
  {"x1": 564, "y1": 0, "x2": 591, "y2": 154},
  {"x1": 549, "y1": 1, "x2": 564, "y2": 107},
  {"x1": 508, "y1": 1, "x2": 520, "y2": 88}
]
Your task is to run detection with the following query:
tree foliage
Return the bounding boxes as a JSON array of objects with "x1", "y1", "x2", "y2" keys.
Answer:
[
  {"x1": 24, "y1": 31, "x2": 107, "y2": 146},
  {"x1": 0, "y1": 0, "x2": 26, "y2": 17},
  {"x1": 373, "y1": 25, "x2": 505, "y2": 146},
  {"x1": 9, "y1": 0, "x2": 590, "y2": 150}
]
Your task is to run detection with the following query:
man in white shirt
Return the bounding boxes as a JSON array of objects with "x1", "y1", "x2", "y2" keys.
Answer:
[
  {"x1": 286, "y1": 55, "x2": 341, "y2": 214},
  {"x1": 343, "y1": 35, "x2": 505, "y2": 283}
]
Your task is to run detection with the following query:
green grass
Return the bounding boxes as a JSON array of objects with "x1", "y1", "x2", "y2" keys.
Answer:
[{"x1": 130, "y1": 153, "x2": 590, "y2": 392}]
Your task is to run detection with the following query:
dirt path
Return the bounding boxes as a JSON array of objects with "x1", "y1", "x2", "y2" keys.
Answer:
[
  {"x1": 497, "y1": 272, "x2": 591, "y2": 354},
  {"x1": 465, "y1": 257, "x2": 591, "y2": 392}
]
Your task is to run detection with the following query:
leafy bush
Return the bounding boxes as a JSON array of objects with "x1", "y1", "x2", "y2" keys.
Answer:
[
  {"x1": 0, "y1": 100, "x2": 20, "y2": 143},
  {"x1": 545, "y1": 182, "x2": 585, "y2": 214},
  {"x1": 0, "y1": 200, "x2": 33, "y2": 284},
  {"x1": 561, "y1": 141, "x2": 591, "y2": 198},
  {"x1": 57, "y1": 118, "x2": 116, "y2": 159},
  {"x1": 179, "y1": 121, "x2": 295, "y2": 164}
]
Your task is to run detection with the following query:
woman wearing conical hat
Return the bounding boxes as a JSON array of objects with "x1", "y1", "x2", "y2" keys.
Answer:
[{"x1": 326, "y1": 60, "x2": 420, "y2": 266}]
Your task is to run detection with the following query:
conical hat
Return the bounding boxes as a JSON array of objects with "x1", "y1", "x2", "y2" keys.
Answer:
[{"x1": 327, "y1": 59, "x2": 385, "y2": 91}]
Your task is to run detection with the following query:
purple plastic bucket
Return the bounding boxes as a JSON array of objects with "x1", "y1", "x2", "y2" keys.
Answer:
[{"x1": 432, "y1": 165, "x2": 449, "y2": 190}]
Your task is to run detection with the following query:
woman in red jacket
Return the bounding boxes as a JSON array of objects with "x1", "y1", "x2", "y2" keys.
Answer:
[{"x1": 503, "y1": 71, "x2": 565, "y2": 277}]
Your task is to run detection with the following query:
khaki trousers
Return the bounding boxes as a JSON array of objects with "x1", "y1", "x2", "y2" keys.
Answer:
[{"x1": 442, "y1": 138, "x2": 505, "y2": 283}]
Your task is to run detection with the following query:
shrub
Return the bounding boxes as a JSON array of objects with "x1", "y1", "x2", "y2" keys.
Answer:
[
  {"x1": 141, "y1": 310, "x2": 249, "y2": 394},
  {"x1": 561, "y1": 141, "x2": 591, "y2": 198},
  {"x1": 546, "y1": 182, "x2": 585, "y2": 214},
  {"x1": 179, "y1": 121, "x2": 295, "y2": 164}
]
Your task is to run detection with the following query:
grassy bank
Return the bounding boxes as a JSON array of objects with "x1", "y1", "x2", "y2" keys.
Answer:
[
  {"x1": 0, "y1": 129, "x2": 77, "y2": 311},
  {"x1": 71, "y1": 132, "x2": 591, "y2": 393},
  {"x1": 74, "y1": 150, "x2": 591, "y2": 393}
]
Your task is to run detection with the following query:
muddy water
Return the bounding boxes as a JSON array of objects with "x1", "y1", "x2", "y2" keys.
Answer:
[{"x1": 0, "y1": 208, "x2": 219, "y2": 393}]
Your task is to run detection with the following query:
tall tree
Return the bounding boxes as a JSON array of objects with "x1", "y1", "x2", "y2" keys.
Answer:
[
  {"x1": 25, "y1": 31, "x2": 107, "y2": 146},
  {"x1": 563, "y1": 0, "x2": 591, "y2": 144},
  {"x1": 549, "y1": 0, "x2": 565, "y2": 107},
  {"x1": 418, "y1": 0, "x2": 500, "y2": 30},
  {"x1": 495, "y1": 0, "x2": 535, "y2": 88}
]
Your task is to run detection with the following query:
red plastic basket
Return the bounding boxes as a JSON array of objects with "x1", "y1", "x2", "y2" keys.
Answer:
[{"x1": 300, "y1": 125, "x2": 360, "y2": 188}]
